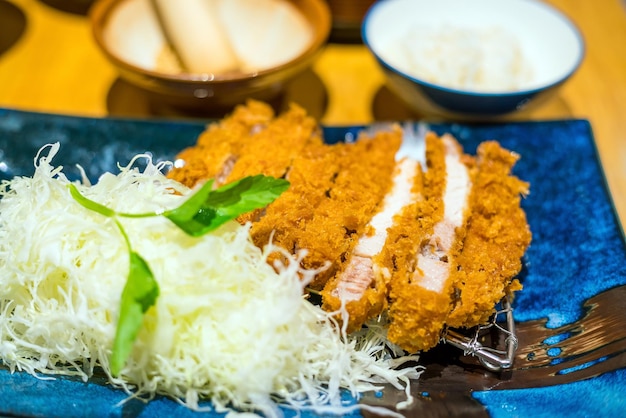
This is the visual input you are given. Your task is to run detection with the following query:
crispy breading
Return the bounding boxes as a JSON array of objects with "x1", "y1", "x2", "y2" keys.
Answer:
[
  {"x1": 224, "y1": 103, "x2": 323, "y2": 185},
  {"x1": 384, "y1": 133, "x2": 462, "y2": 352},
  {"x1": 290, "y1": 130, "x2": 401, "y2": 289},
  {"x1": 168, "y1": 100, "x2": 275, "y2": 187},
  {"x1": 446, "y1": 141, "x2": 531, "y2": 328},
  {"x1": 167, "y1": 102, "x2": 532, "y2": 353},
  {"x1": 320, "y1": 140, "x2": 416, "y2": 332},
  {"x1": 249, "y1": 141, "x2": 343, "y2": 268}
]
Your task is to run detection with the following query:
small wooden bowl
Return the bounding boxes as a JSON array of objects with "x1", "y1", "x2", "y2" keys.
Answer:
[{"x1": 90, "y1": 0, "x2": 331, "y2": 113}]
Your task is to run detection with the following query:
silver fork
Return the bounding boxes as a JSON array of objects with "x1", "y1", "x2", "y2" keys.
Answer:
[{"x1": 360, "y1": 285, "x2": 626, "y2": 416}]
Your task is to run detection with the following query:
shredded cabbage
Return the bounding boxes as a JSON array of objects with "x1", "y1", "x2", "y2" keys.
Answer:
[{"x1": 0, "y1": 143, "x2": 421, "y2": 417}]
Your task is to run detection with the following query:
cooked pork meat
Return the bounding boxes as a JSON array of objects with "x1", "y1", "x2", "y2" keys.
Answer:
[
  {"x1": 321, "y1": 155, "x2": 421, "y2": 333},
  {"x1": 264, "y1": 128, "x2": 401, "y2": 289},
  {"x1": 169, "y1": 100, "x2": 275, "y2": 187},
  {"x1": 446, "y1": 141, "x2": 531, "y2": 329},
  {"x1": 384, "y1": 133, "x2": 474, "y2": 352},
  {"x1": 167, "y1": 101, "x2": 532, "y2": 353},
  {"x1": 414, "y1": 135, "x2": 472, "y2": 293}
]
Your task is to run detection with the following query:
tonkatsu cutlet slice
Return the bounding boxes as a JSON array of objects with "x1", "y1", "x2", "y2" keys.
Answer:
[
  {"x1": 385, "y1": 133, "x2": 475, "y2": 353},
  {"x1": 222, "y1": 102, "x2": 323, "y2": 185},
  {"x1": 320, "y1": 127, "x2": 423, "y2": 332},
  {"x1": 168, "y1": 100, "x2": 275, "y2": 187},
  {"x1": 321, "y1": 157, "x2": 422, "y2": 332},
  {"x1": 446, "y1": 141, "x2": 531, "y2": 328},
  {"x1": 248, "y1": 141, "x2": 344, "y2": 268},
  {"x1": 294, "y1": 129, "x2": 402, "y2": 290},
  {"x1": 250, "y1": 130, "x2": 401, "y2": 291}
]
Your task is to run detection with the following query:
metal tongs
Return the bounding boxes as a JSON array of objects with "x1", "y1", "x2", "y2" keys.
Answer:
[{"x1": 442, "y1": 296, "x2": 518, "y2": 372}]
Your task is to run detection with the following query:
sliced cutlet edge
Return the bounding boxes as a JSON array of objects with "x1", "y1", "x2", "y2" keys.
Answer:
[
  {"x1": 386, "y1": 133, "x2": 475, "y2": 353},
  {"x1": 446, "y1": 141, "x2": 532, "y2": 328},
  {"x1": 224, "y1": 103, "x2": 324, "y2": 225},
  {"x1": 248, "y1": 140, "x2": 342, "y2": 269},
  {"x1": 291, "y1": 128, "x2": 402, "y2": 290},
  {"x1": 320, "y1": 126, "x2": 423, "y2": 333},
  {"x1": 167, "y1": 100, "x2": 275, "y2": 187},
  {"x1": 223, "y1": 102, "x2": 323, "y2": 185}
]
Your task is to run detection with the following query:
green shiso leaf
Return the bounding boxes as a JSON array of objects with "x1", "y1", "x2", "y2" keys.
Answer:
[
  {"x1": 69, "y1": 174, "x2": 289, "y2": 375},
  {"x1": 68, "y1": 184, "x2": 116, "y2": 217},
  {"x1": 110, "y1": 251, "x2": 159, "y2": 376},
  {"x1": 164, "y1": 175, "x2": 289, "y2": 236}
]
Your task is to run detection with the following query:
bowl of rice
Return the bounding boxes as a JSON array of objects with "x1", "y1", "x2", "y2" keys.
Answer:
[{"x1": 362, "y1": 0, "x2": 584, "y2": 119}]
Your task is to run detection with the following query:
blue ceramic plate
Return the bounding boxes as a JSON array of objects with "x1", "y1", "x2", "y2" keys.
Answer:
[{"x1": 0, "y1": 108, "x2": 625, "y2": 418}]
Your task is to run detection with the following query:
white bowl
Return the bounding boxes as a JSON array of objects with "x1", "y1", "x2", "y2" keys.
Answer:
[{"x1": 362, "y1": 0, "x2": 585, "y2": 119}]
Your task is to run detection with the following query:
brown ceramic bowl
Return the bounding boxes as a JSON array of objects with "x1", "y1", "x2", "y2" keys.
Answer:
[
  {"x1": 90, "y1": 0, "x2": 331, "y2": 113},
  {"x1": 326, "y1": 0, "x2": 375, "y2": 42}
]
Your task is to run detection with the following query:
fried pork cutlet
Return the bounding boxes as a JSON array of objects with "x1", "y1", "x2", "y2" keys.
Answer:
[
  {"x1": 320, "y1": 133, "x2": 423, "y2": 333},
  {"x1": 169, "y1": 100, "x2": 324, "y2": 227},
  {"x1": 168, "y1": 101, "x2": 322, "y2": 190},
  {"x1": 293, "y1": 129, "x2": 401, "y2": 289},
  {"x1": 168, "y1": 100, "x2": 275, "y2": 187},
  {"x1": 446, "y1": 141, "x2": 531, "y2": 328},
  {"x1": 167, "y1": 101, "x2": 532, "y2": 354},
  {"x1": 252, "y1": 128, "x2": 401, "y2": 290},
  {"x1": 247, "y1": 141, "x2": 341, "y2": 270},
  {"x1": 383, "y1": 133, "x2": 474, "y2": 352},
  {"x1": 380, "y1": 135, "x2": 531, "y2": 353},
  {"x1": 320, "y1": 157, "x2": 421, "y2": 332},
  {"x1": 170, "y1": 100, "x2": 401, "y2": 291}
]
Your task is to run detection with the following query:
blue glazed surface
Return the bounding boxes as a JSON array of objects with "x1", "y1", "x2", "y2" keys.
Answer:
[
  {"x1": 1, "y1": 108, "x2": 625, "y2": 417},
  {"x1": 473, "y1": 368, "x2": 626, "y2": 418}
]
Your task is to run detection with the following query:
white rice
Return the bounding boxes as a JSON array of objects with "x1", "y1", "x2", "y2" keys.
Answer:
[{"x1": 382, "y1": 25, "x2": 534, "y2": 92}]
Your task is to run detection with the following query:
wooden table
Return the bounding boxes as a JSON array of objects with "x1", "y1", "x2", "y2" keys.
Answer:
[{"x1": 1, "y1": 0, "x2": 625, "y2": 229}]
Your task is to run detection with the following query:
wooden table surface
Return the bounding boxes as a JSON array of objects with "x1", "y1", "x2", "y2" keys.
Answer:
[{"x1": 1, "y1": 0, "x2": 625, "y2": 229}]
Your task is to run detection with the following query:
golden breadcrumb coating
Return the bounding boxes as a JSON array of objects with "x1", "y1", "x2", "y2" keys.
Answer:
[
  {"x1": 384, "y1": 133, "x2": 468, "y2": 352},
  {"x1": 446, "y1": 141, "x2": 531, "y2": 328},
  {"x1": 223, "y1": 103, "x2": 323, "y2": 185},
  {"x1": 248, "y1": 141, "x2": 340, "y2": 262},
  {"x1": 167, "y1": 102, "x2": 532, "y2": 353},
  {"x1": 168, "y1": 100, "x2": 275, "y2": 187},
  {"x1": 319, "y1": 127, "x2": 406, "y2": 330},
  {"x1": 290, "y1": 129, "x2": 401, "y2": 289}
]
